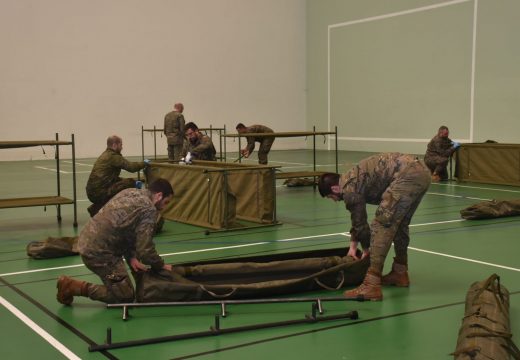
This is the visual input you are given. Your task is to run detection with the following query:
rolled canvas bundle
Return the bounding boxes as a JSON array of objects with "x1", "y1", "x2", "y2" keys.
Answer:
[
  {"x1": 452, "y1": 274, "x2": 520, "y2": 359},
  {"x1": 460, "y1": 199, "x2": 520, "y2": 220}
]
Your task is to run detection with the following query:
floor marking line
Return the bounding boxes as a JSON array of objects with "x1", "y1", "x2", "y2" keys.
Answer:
[
  {"x1": 0, "y1": 220, "x2": 498, "y2": 278},
  {"x1": 408, "y1": 246, "x2": 520, "y2": 272},
  {"x1": 432, "y1": 182, "x2": 520, "y2": 194},
  {"x1": 426, "y1": 192, "x2": 491, "y2": 201},
  {"x1": 0, "y1": 295, "x2": 81, "y2": 360},
  {"x1": 34, "y1": 166, "x2": 67, "y2": 174}
]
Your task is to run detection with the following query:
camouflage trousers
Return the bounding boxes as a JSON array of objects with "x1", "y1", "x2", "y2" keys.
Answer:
[
  {"x1": 81, "y1": 253, "x2": 135, "y2": 304},
  {"x1": 87, "y1": 178, "x2": 136, "y2": 216},
  {"x1": 258, "y1": 137, "x2": 275, "y2": 165},
  {"x1": 167, "y1": 143, "x2": 184, "y2": 162},
  {"x1": 424, "y1": 155, "x2": 449, "y2": 180},
  {"x1": 369, "y1": 160, "x2": 431, "y2": 273}
]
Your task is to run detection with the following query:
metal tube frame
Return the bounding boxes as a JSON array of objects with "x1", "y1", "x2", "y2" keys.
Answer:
[
  {"x1": 89, "y1": 309, "x2": 358, "y2": 352},
  {"x1": 108, "y1": 296, "x2": 363, "y2": 321}
]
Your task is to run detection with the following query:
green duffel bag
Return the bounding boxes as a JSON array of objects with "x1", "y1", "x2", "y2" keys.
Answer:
[
  {"x1": 135, "y1": 248, "x2": 369, "y2": 302},
  {"x1": 461, "y1": 199, "x2": 520, "y2": 220},
  {"x1": 452, "y1": 274, "x2": 520, "y2": 359},
  {"x1": 26, "y1": 236, "x2": 79, "y2": 259}
]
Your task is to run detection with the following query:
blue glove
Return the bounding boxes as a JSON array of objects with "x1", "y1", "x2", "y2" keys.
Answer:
[
  {"x1": 144, "y1": 159, "x2": 151, "y2": 165},
  {"x1": 135, "y1": 180, "x2": 143, "y2": 189},
  {"x1": 451, "y1": 141, "x2": 461, "y2": 149}
]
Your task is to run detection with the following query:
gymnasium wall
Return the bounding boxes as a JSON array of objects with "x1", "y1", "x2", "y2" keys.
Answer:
[
  {"x1": 0, "y1": 0, "x2": 306, "y2": 160},
  {"x1": 307, "y1": 0, "x2": 520, "y2": 154}
]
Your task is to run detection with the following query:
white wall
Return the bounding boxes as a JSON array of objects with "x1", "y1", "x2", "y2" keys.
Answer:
[{"x1": 0, "y1": 0, "x2": 306, "y2": 160}]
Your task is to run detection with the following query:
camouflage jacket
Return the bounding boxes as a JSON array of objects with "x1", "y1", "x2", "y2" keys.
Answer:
[
  {"x1": 86, "y1": 148, "x2": 145, "y2": 195},
  {"x1": 339, "y1": 153, "x2": 421, "y2": 249},
  {"x1": 183, "y1": 135, "x2": 217, "y2": 161},
  {"x1": 164, "y1": 111, "x2": 186, "y2": 145},
  {"x1": 244, "y1": 125, "x2": 274, "y2": 153},
  {"x1": 78, "y1": 188, "x2": 164, "y2": 270},
  {"x1": 424, "y1": 135, "x2": 454, "y2": 161}
]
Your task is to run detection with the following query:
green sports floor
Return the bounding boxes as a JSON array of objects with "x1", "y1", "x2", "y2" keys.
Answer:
[{"x1": 0, "y1": 149, "x2": 519, "y2": 360}]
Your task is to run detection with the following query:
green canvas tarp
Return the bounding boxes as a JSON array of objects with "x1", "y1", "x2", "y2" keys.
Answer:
[
  {"x1": 145, "y1": 160, "x2": 277, "y2": 229},
  {"x1": 135, "y1": 248, "x2": 369, "y2": 302},
  {"x1": 452, "y1": 274, "x2": 520, "y2": 359},
  {"x1": 460, "y1": 199, "x2": 520, "y2": 220},
  {"x1": 455, "y1": 143, "x2": 520, "y2": 186}
]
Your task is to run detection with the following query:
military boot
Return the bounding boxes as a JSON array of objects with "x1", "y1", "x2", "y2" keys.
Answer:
[
  {"x1": 382, "y1": 260, "x2": 410, "y2": 287},
  {"x1": 343, "y1": 270, "x2": 382, "y2": 301},
  {"x1": 56, "y1": 276, "x2": 89, "y2": 305}
]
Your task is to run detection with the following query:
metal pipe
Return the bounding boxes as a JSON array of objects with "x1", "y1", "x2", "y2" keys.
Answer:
[
  {"x1": 71, "y1": 134, "x2": 78, "y2": 227},
  {"x1": 89, "y1": 310, "x2": 358, "y2": 352},
  {"x1": 55, "y1": 133, "x2": 62, "y2": 222}
]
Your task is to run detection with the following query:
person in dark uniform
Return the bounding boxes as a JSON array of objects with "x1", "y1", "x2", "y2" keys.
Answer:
[
  {"x1": 235, "y1": 123, "x2": 275, "y2": 165},
  {"x1": 424, "y1": 126, "x2": 460, "y2": 182},
  {"x1": 86, "y1": 135, "x2": 147, "y2": 217},
  {"x1": 318, "y1": 153, "x2": 431, "y2": 301},
  {"x1": 164, "y1": 102, "x2": 186, "y2": 161},
  {"x1": 182, "y1": 122, "x2": 217, "y2": 161},
  {"x1": 56, "y1": 178, "x2": 173, "y2": 305}
]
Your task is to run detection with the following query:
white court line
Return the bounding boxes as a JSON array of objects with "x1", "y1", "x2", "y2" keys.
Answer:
[
  {"x1": 408, "y1": 246, "x2": 520, "y2": 272},
  {"x1": 34, "y1": 166, "x2": 66, "y2": 174},
  {"x1": 0, "y1": 296, "x2": 81, "y2": 360},
  {"x1": 33, "y1": 166, "x2": 90, "y2": 174},
  {"x1": 0, "y1": 221, "x2": 465, "y2": 278},
  {"x1": 63, "y1": 161, "x2": 92, "y2": 167},
  {"x1": 426, "y1": 192, "x2": 491, "y2": 201},
  {"x1": 432, "y1": 182, "x2": 520, "y2": 194},
  {"x1": 160, "y1": 232, "x2": 348, "y2": 257}
]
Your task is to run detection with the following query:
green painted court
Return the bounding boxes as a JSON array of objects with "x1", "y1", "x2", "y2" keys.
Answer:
[{"x1": 1, "y1": 149, "x2": 518, "y2": 359}]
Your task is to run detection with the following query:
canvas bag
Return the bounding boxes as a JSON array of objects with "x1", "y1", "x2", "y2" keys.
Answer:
[
  {"x1": 460, "y1": 199, "x2": 520, "y2": 220},
  {"x1": 452, "y1": 274, "x2": 520, "y2": 359},
  {"x1": 26, "y1": 236, "x2": 79, "y2": 259}
]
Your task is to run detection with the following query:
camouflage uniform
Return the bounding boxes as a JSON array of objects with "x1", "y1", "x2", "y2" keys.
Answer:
[
  {"x1": 86, "y1": 148, "x2": 145, "y2": 215},
  {"x1": 183, "y1": 134, "x2": 217, "y2": 161},
  {"x1": 78, "y1": 188, "x2": 165, "y2": 303},
  {"x1": 340, "y1": 153, "x2": 431, "y2": 273},
  {"x1": 243, "y1": 125, "x2": 275, "y2": 165},
  {"x1": 164, "y1": 110, "x2": 186, "y2": 161},
  {"x1": 424, "y1": 135, "x2": 455, "y2": 180}
]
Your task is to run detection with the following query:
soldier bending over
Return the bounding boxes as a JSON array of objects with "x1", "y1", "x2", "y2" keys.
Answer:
[
  {"x1": 318, "y1": 153, "x2": 431, "y2": 301},
  {"x1": 235, "y1": 123, "x2": 275, "y2": 165}
]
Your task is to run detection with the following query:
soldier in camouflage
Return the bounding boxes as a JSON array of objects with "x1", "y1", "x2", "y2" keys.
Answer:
[
  {"x1": 424, "y1": 125, "x2": 460, "y2": 182},
  {"x1": 86, "y1": 135, "x2": 147, "y2": 217},
  {"x1": 164, "y1": 102, "x2": 186, "y2": 161},
  {"x1": 56, "y1": 178, "x2": 174, "y2": 305},
  {"x1": 236, "y1": 123, "x2": 275, "y2": 165},
  {"x1": 318, "y1": 153, "x2": 431, "y2": 301},
  {"x1": 182, "y1": 122, "x2": 217, "y2": 161}
]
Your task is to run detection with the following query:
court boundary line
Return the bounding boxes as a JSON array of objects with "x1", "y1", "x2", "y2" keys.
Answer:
[
  {"x1": 0, "y1": 295, "x2": 81, "y2": 360},
  {"x1": 3, "y1": 218, "x2": 520, "y2": 278}
]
